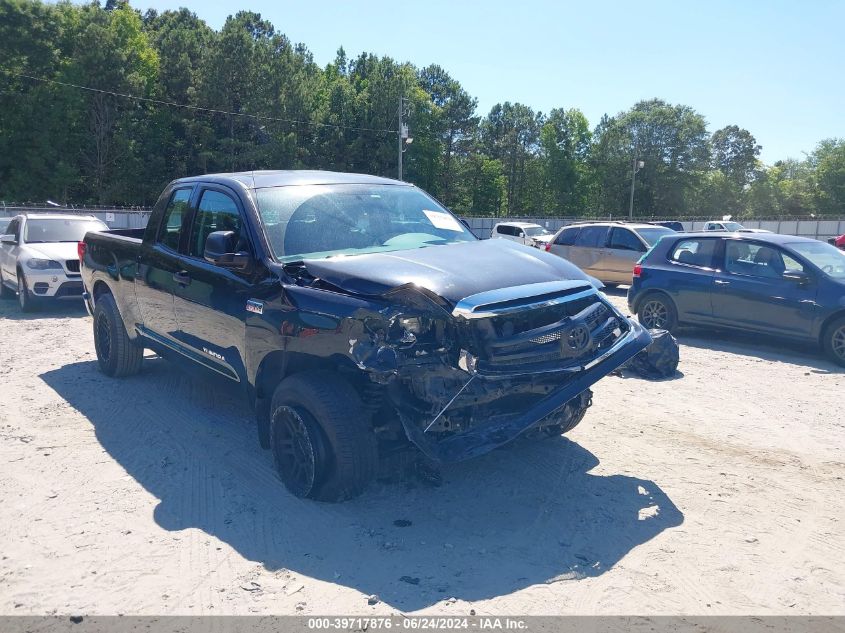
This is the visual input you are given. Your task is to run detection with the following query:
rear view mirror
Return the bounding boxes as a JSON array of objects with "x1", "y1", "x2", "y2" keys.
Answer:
[
  {"x1": 783, "y1": 270, "x2": 810, "y2": 285},
  {"x1": 204, "y1": 230, "x2": 252, "y2": 270}
]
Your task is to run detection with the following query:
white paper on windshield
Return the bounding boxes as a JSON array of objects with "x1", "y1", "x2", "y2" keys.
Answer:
[{"x1": 423, "y1": 210, "x2": 463, "y2": 232}]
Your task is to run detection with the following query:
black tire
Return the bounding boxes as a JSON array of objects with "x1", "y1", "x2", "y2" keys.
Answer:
[
  {"x1": 603, "y1": 283, "x2": 618, "y2": 290},
  {"x1": 93, "y1": 292, "x2": 143, "y2": 377},
  {"x1": 822, "y1": 315, "x2": 845, "y2": 367},
  {"x1": 269, "y1": 371, "x2": 378, "y2": 502},
  {"x1": 0, "y1": 269, "x2": 14, "y2": 299},
  {"x1": 637, "y1": 292, "x2": 678, "y2": 332},
  {"x1": 17, "y1": 271, "x2": 37, "y2": 312}
]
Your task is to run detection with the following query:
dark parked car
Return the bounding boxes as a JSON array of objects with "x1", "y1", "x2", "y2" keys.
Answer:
[
  {"x1": 628, "y1": 232, "x2": 845, "y2": 366},
  {"x1": 650, "y1": 221, "x2": 684, "y2": 232},
  {"x1": 81, "y1": 171, "x2": 651, "y2": 500}
]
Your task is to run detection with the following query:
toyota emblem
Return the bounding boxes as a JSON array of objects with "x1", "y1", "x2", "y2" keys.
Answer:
[{"x1": 562, "y1": 323, "x2": 592, "y2": 356}]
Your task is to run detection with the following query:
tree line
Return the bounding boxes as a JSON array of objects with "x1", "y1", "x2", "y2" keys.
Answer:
[{"x1": 1, "y1": 0, "x2": 844, "y2": 218}]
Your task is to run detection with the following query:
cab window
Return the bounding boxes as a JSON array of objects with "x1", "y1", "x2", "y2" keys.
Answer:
[
  {"x1": 189, "y1": 190, "x2": 249, "y2": 258},
  {"x1": 157, "y1": 188, "x2": 192, "y2": 251}
]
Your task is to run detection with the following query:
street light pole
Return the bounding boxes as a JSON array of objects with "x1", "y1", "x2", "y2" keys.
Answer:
[{"x1": 628, "y1": 157, "x2": 644, "y2": 220}]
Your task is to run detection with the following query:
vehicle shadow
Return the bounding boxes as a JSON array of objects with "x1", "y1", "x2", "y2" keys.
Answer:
[
  {"x1": 40, "y1": 358, "x2": 683, "y2": 610},
  {"x1": 676, "y1": 327, "x2": 843, "y2": 374},
  {"x1": 0, "y1": 298, "x2": 87, "y2": 320}
]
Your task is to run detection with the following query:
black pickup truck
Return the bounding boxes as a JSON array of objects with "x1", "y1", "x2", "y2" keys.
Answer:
[{"x1": 80, "y1": 171, "x2": 651, "y2": 501}]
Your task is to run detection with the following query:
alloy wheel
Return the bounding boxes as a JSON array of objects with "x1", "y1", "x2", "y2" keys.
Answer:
[
  {"x1": 832, "y1": 325, "x2": 845, "y2": 362},
  {"x1": 641, "y1": 300, "x2": 668, "y2": 329},
  {"x1": 272, "y1": 405, "x2": 323, "y2": 497}
]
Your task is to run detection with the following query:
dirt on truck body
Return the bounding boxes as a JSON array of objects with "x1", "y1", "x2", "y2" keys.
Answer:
[{"x1": 80, "y1": 170, "x2": 651, "y2": 501}]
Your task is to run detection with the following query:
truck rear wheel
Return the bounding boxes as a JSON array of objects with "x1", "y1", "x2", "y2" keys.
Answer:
[
  {"x1": 93, "y1": 292, "x2": 143, "y2": 377},
  {"x1": 270, "y1": 371, "x2": 378, "y2": 502}
]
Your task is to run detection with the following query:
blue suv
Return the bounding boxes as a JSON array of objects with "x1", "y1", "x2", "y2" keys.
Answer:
[{"x1": 627, "y1": 232, "x2": 845, "y2": 366}]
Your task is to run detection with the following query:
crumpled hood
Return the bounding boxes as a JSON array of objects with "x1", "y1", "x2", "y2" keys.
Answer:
[
  {"x1": 23, "y1": 242, "x2": 79, "y2": 262},
  {"x1": 301, "y1": 239, "x2": 595, "y2": 307}
]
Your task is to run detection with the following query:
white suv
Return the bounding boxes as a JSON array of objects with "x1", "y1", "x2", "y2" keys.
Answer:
[
  {"x1": 491, "y1": 221, "x2": 554, "y2": 248},
  {"x1": 0, "y1": 214, "x2": 108, "y2": 311}
]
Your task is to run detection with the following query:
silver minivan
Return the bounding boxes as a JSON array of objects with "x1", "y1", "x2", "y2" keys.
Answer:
[{"x1": 546, "y1": 222, "x2": 676, "y2": 286}]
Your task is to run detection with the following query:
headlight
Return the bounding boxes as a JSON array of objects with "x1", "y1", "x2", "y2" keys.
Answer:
[{"x1": 26, "y1": 258, "x2": 62, "y2": 270}]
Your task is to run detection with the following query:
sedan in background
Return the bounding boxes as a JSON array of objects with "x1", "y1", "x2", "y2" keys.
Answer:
[
  {"x1": 546, "y1": 222, "x2": 676, "y2": 286},
  {"x1": 703, "y1": 220, "x2": 771, "y2": 233},
  {"x1": 0, "y1": 213, "x2": 108, "y2": 311},
  {"x1": 628, "y1": 232, "x2": 845, "y2": 366}
]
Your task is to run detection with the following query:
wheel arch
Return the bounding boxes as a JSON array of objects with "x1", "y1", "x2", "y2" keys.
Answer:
[{"x1": 633, "y1": 288, "x2": 676, "y2": 315}]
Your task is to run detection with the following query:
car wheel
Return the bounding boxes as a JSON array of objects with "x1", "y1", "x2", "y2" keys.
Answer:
[
  {"x1": 270, "y1": 371, "x2": 378, "y2": 501},
  {"x1": 0, "y1": 270, "x2": 14, "y2": 300},
  {"x1": 93, "y1": 292, "x2": 143, "y2": 377},
  {"x1": 637, "y1": 293, "x2": 678, "y2": 332},
  {"x1": 541, "y1": 389, "x2": 593, "y2": 437},
  {"x1": 17, "y1": 271, "x2": 38, "y2": 313},
  {"x1": 823, "y1": 316, "x2": 845, "y2": 367}
]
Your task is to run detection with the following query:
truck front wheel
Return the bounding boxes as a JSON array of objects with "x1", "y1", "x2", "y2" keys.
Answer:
[
  {"x1": 93, "y1": 292, "x2": 143, "y2": 377},
  {"x1": 270, "y1": 371, "x2": 378, "y2": 502}
]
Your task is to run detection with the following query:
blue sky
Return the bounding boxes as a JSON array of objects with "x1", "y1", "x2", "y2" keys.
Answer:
[{"x1": 136, "y1": 0, "x2": 844, "y2": 163}]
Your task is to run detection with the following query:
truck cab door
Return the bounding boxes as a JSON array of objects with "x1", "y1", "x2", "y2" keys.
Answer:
[
  {"x1": 169, "y1": 186, "x2": 259, "y2": 382},
  {"x1": 135, "y1": 187, "x2": 193, "y2": 342}
]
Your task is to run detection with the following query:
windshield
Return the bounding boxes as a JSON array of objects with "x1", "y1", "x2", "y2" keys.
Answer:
[
  {"x1": 255, "y1": 184, "x2": 476, "y2": 262},
  {"x1": 723, "y1": 222, "x2": 744, "y2": 231},
  {"x1": 787, "y1": 241, "x2": 845, "y2": 280},
  {"x1": 23, "y1": 218, "x2": 107, "y2": 243},
  {"x1": 637, "y1": 227, "x2": 676, "y2": 246},
  {"x1": 523, "y1": 226, "x2": 551, "y2": 237}
]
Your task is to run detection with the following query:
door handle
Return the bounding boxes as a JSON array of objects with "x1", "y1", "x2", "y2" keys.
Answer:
[
  {"x1": 714, "y1": 279, "x2": 730, "y2": 285},
  {"x1": 173, "y1": 271, "x2": 191, "y2": 286}
]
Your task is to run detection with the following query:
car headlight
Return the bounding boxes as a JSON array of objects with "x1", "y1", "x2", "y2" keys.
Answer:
[{"x1": 26, "y1": 258, "x2": 63, "y2": 270}]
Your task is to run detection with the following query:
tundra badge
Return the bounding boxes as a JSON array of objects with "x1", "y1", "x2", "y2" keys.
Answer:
[{"x1": 246, "y1": 299, "x2": 264, "y2": 315}]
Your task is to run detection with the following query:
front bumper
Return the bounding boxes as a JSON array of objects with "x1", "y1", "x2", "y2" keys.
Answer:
[
  {"x1": 24, "y1": 269, "x2": 84, "y2": 300},
  {"x1": 400, "y1": 319, "x2": 652, "y2": 462}
]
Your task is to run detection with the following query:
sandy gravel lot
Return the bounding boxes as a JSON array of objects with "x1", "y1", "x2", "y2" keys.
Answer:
[{"x1": 0, "y1": 290, "x2": 843, "y2": 616}]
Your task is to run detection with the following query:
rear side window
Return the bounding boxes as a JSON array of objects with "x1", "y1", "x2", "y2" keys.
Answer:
[
  {"x1": 496, "y1": 225, "x2": 515, "y2": 236},
  {"x1": 669, "y1": 238, "x2": 718, "y2": 268},
  {"x1": 157, "y1": 188, "x2": 192, "y2": 251},
  {"x1": 609, "y1": 228, "x2": 645, "y2": 252},
  {"x1": 189, "y1": 190, "x2": 247, "y2": 257},
  {"x1": 5, "y1": 219, "x2": 20, "y2": 239},
  {"x1": 556, "y1": 227, "x2": 580, "y2": 246},
  {"x1": 574, "y1": 226, "x2": 608, "y2": 248}
]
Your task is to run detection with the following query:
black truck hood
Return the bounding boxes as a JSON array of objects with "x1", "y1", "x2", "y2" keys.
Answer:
[{"x1": 301, "y1": 239, "x2": 595, "y2": 307}]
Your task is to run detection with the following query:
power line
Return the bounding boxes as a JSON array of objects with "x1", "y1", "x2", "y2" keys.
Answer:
[{"x1": 0, "y1": 69, "x2": 398, "y2": 135}]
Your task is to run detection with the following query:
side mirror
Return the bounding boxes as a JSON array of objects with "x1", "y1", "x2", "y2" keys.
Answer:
[
  {"x1": 203, "y1": 230, "x2": 251, "y2": 270},
  {"x1": 783, "y1": 270, "x2": 810, "y2": 285},
  {"x1": 1, "y1": 234, "x2": 17, "y2": 244}
]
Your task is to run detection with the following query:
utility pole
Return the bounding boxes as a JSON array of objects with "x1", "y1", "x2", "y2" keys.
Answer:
[
  {"x1": 398, "y1": 94, "x2": 404, "y2": 181},
  {"x1": 397, "y1": 95, "x2": 413, "y2": 181},
  {"x1": 628, "y1": 157, "x2": 644, "y2": 220}
]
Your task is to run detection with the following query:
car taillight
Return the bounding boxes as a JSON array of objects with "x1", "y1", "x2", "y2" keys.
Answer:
[
  {"x1": 544, "y1": 242, "x2": 552, "y2": 252},
  {"x1": 77, "y1": 241, "x2": 86, "y2": 263},
  {"x1": 633, "y1": 263, "x2": 642, "y2": 278}
]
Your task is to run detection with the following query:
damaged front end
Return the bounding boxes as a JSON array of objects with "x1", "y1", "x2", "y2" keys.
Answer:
[{"x1": 346, "y1": 279, "x2": 652, "y2": 463}]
